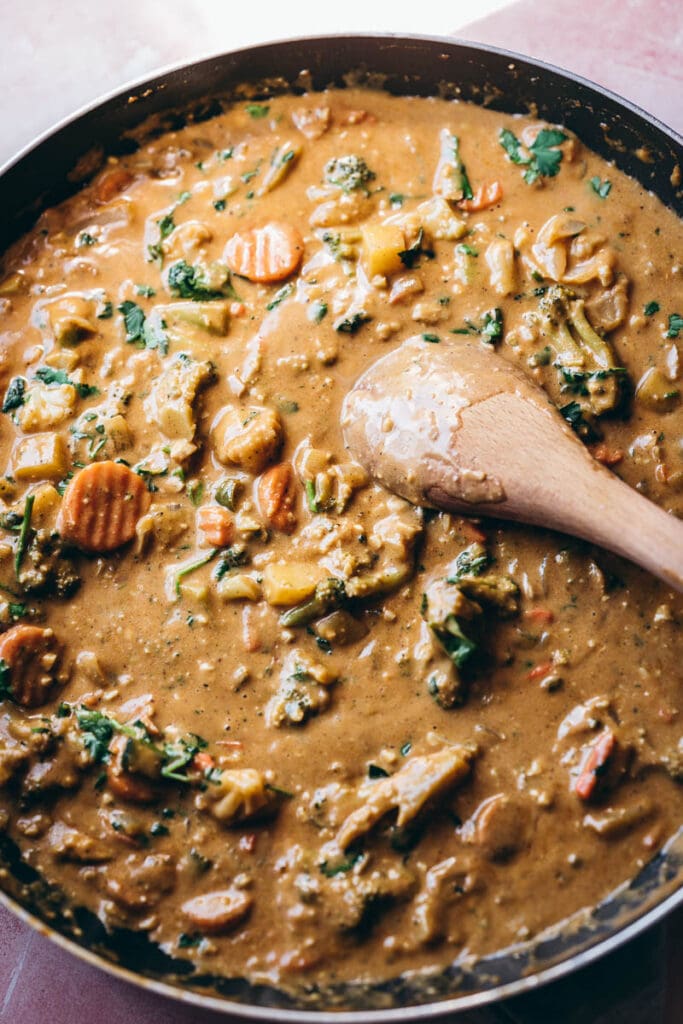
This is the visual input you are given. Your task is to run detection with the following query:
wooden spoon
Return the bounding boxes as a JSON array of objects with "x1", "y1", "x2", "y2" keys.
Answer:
[{"x1": 342, "y1": 335, "x2": 683, "y2": 593}]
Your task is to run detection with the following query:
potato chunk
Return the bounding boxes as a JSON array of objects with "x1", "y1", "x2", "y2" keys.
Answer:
[
  {"x1": 12, "y1": 433, "x2": 69, "y2": 480},
  {"x1": 361, "y1": 223, "x2": 406, "y2": 278},
  {"x1": 195, "y1": 768, "x2": 277, "y2": 824},
  {"x1": 212, "y1": 404, "x2": 283, "y2": 474}
]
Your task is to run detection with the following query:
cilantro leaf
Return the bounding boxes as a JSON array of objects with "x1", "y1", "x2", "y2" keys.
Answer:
[
  {"x1": 590, "y1": 176, "x2": 612, "y2": 199},
  {"x1": 499, "y1": 126, "x2": 567, "y2": 184},
  {"x1": 666, "y1": 312, "x2": 683, "y2": 338},
  {"x1": 118, "y1": 300, "x2": 146, "y2": 343},
  {"x1": 2, "y1": 377, "x2": 27, "y2": 413},
  {"x1": 643, "y1": 301, "x2": 660, "y2": 317},
  {"x1": 33, "y1": 366, "x2": 99, "y2": 398}
]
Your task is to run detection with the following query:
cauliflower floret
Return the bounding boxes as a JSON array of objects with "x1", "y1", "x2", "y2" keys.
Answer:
[
  {"x1": 144, "y1": 353, "x2": 215, "y2": 440},
  {"x1": 16, "y1": 382, "x2": 77, "y2": 432},
  {"x1": 195, "y1": 768, "x2": 277, "y2": 824}
]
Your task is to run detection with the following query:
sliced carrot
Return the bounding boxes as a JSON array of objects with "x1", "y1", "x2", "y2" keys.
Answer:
[
  {"x1": 589, "y1": 442, "x2": 625, "y2": 466},
  {"x1": 197, "y1": 506, "x2": 234, "y2": 548},
  {"x1": 106, "y1": 763, "x2": 157, "y2": 804},
  {"x1": 224, "y1": 222, "x2": 304, "y2": 283},
  {"x1": 95, "y1": 167, "x2": 134, "y2": 205},
  {"x1": 192, "y1": 751, "x2": 216, "y2": 774},
  {"x1": 575, "y1": 728, "x2": 616, "y2": 801},
  {"x1": 458, "y1": 181, "x2": 503, "y2": 212},
  {"x1": 527, "y1": 660, "x2": 554, "y2": 682},
  {"x1": 455, "y1": 517, "x2": 487, "y2": 544},
  {"x1": 181, "y1": 888, "x2": 252, "y2": 932},
  {"x1": 257, "y1": 462, "x2": 298, "y2": 533},
  {"x1": 524, "y1": 608, "x2": 555, "y2": 624},
  {"x1": 57, "y1": 461, "x2": 150, "y2": 553},
  {"x1": 0, "y1": 624, "x2": 62, "y2": 708}
]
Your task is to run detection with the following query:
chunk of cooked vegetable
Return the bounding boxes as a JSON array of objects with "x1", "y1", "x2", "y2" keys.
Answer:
[
  {"x1": 224, "y1": 222, "x2": 304, "y2": 282},
  {"x1": 145, "y1": 354, "x2": 216, "y2": 441},
  {"x1": 0, "y1": 625, "x2": 64, "y2": 708},
  {"x1": 333, "y1": 745, "x2": 477, "y2": 851},
  {"x1": 57, "y1": 461, "x2": 151, "y2": 553},
  {"x1": 12, "y1": 433, "x2": 70, "y2": 480},
  {"x1": 212, "y1": 404, "x2": 283, "y2": 475}
]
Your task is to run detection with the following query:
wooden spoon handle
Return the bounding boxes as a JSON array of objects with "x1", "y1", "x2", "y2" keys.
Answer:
[{"x1": 452, "y1": 392, "x2": 683, "y2": 592}]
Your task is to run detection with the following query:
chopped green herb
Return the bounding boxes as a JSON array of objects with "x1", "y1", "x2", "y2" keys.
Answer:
[
  {"x1": 14, "y1": 494, "x2": 34, "y2": 577},
  {"x1": 161, "y1": 733, "x2": 207, "y2": 781},
  {"x1": 305, "y1": 479, "x2": 319, "y2": 514},
  {"x1": 398, "y1": 228, "x2": 434, "y2": 269},
  {"x1": 499, "y1": 126, "x2": 568, "y2": 184},
  {"x1": 175, "y1": 549, "x2": 217, "y2": 596},
  {"x1": 135, "y1": 284, "x2": 156, "y2": 297},
  {"x1": 422, "y1": 333, "x2": 440, "y2": 344},
  {"x1": 214, "y1": 547, "x2": 249, "y2": 580},
  {"x1": 666, "y1": 313, "x2": 683, "y2": 338},
  {"x1": 96, "y1": 300, "x2": 113, "y2": 319},
  {"x1": 77, "y1": 232, "x2": 96, "y2": 247},
  {"x1": 400, "y1": 741, "x2": 412, "y2": 757},
  {"x1": 245, "y1": 103, "x2": 270, "y2": 118},
  {"x1": 447, "y1": 543, "x2": 491, "y2": 583},
  {"x1": 456, "y1": 243, "x2": 479, "y2": 257},
  {"x1": 2, "y1": 377, "x2": 27, "y2": 413},
  {"x1": 643, "y1": 301, "x2": 660, "y2": 316},
  {"x1": 319, "y1": 851, "x2": 362, "y2": 877},
  {"x1": 266, "y1": 283, "x2": 294, "y2": 310},
  {"x1": 158, "y1": 213, "x2": 175, "y2": 239},
  {"x1": 117, "y1": 301, "x2": 168, "y2": 354},
  {"x1": 560, "y1": 400, "x2": 599, "y2": 441},
  {"x1": 33, "y1": 366, "x2": 99, "y2": 399},
  {"x1": 213, "y1": 199, "x2": 226, "y2": 211},
  {"x1": 367, "y1": 764, "x2": 389, "y2": 779},
  {"x1": 590, "y1": 176, "x2": 612, "y2": 199},
  {"x1": 335, "y1": 311, "x2": 371, "y2": 334},
  {"x1": 178, "y1": 932, "x2": 203, "y2": 949},
  {"x1": 309, "y1": 300, "x2": 328, "y2": 323},
  {"x1": 167, "y1": 260, "x2": 236, "y2": 302},
  {"x1": 118, "y1": 300, "x2": 146, "y2": 343},
  {"x1": 150, "y1": 822, "x2": 169, "y2": 837},
  {"x1": 187, "y1": 480, "x2": 204, "y2": 507}
]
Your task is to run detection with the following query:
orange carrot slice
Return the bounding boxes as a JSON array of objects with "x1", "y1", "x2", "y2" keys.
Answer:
[
  {"x1": 95, "y1": 167, "x2": 134, "y2": 205},
  {"x1": 197, "y1": 506, "x2": 234, "y2": 548},
  {"x1": 106, "y1": 763, "x2": 158, "y2": 804},
  {"x1": 181, "y1": 888, "x2": 252, "y2": 932},
  {"x1": 0, "y1": 624, "x2": 62, "y2": 708},
  {"x1": 458, "y1": 181, "x2": 503, "y2": 212},
  {"x1": 224, "y1": 222, "x2": 304, "y2": 283},
  {"x1": 575, "y1": 729, "x2": 616, "y2": 800},
  {"x1": 57, "y1": 461, "x2": 150, "y2": 553},
  {"x1": 257, "y1": 462, "x2": 297, "y2": 533}
]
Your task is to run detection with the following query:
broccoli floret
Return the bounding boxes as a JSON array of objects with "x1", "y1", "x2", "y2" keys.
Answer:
[
  {"x1": 422, "y1": 549, "x2": 520, "y2": 707},
  {"x1": 324, "y1": 155, "x2": 376, "y2": 193},
  {"x1": 280, "y1": 577, "x2": 347, "y2": 629},
  {"x1": 18, "y1": 530, "x2": 80, "y2": 598},
  {"x1": 535, "y1": 285, "x2": 627, "y2": 418}
]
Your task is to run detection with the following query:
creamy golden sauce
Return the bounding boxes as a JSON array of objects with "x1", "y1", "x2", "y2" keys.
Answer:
[{"x1": 0, "y1": 87, "x2": 681, "y2": 1001}]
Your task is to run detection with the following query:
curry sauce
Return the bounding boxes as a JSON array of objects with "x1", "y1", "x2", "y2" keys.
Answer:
[{"x1": 0, "y1": 87, "x2": 681, "y2": 998}]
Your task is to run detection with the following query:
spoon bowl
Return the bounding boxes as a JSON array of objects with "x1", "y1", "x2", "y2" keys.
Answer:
[{"x1": 342, "y1": 334, "x2": 683, "y2": 592}]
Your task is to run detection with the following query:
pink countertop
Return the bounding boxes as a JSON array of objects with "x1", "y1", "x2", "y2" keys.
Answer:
[{"x1": 1, "y1": 2, "x2": 681, "y2": 1022}]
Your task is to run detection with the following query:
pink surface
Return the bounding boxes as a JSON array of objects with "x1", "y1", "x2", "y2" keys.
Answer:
[{"x1": 2, "y1": 3, "x2": 682, "y2": 1022}]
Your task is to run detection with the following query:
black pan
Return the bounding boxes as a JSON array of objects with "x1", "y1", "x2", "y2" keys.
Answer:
[{"x1": 0, "y1": 33, "x2": 681, "y2": 1020}]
